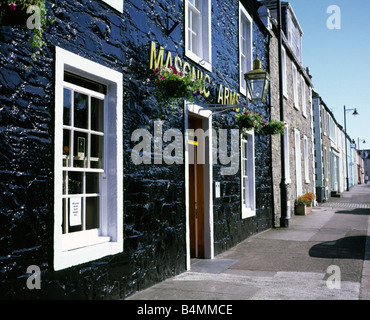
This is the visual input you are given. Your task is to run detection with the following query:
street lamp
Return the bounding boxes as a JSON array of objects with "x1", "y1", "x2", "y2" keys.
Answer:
[
  {"x1": 344, "y1": 105, "x2": 359, "y2": 191},
  {"x1": 358, "y1": 138, "x2": 366, "y2": 149},
  {"x1": 244, "y1": 54, "x2": 270, "y2": 103}
]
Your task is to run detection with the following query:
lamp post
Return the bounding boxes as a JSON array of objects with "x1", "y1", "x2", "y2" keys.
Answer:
[
  {"x1": 358, "y1": 138, "x2": 366, "y2": 150},
  {"x1": 244, "y1": 0, "x2": 286, "y2": 227},
  {"x1": 344, "y1": 105, "x2": 359, "y2": 191}
]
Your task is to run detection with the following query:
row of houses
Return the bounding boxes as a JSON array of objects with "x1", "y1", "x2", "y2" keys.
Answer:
[{"x1": 0, "y1": 0, "x2": 363, "y2": 299}]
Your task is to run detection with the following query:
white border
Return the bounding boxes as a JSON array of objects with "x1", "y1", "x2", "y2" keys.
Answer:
[
  {"x1": 240, "y1": 130, "x2": 256, "y2": 219},
  {"x1": 101, "y1": 0, "x2": 123, "y2": 13},
  {"x1": 184, "y1": 102, "x2": 214, "y2": 270},
  {"x1": 184, "y1": 0, "x2": 212, "y2": 72},
  {"x1": 54, "y1": 47, "x2": 123, "y2": 271},
  {"x1": 239, "y1": 3, "x2": 253, "y2": 97}
]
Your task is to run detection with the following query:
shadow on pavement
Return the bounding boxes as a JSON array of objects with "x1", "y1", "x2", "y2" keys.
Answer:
[
  {"x1": 335, "y1": 209, "x2": 370, "y2": 215},
  {"x1": 309, "y1": 236, "x2": 369, "y2": 260}
]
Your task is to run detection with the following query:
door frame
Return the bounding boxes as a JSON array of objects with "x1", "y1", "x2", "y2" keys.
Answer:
[{"x1": 184, "y1": 102, "x2": 214, "y2": 270}]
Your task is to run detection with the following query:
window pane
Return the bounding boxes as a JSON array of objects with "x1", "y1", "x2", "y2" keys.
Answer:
[
  {"x1": 63, "y1": 171, "x2": 66, "y2": 195},
  {"x1": 63, "y1": 88, "x2": 71, "y2": 126},
  {"x1": 68, "y1": 172, "x2": 83, "y2": 194},
  {"x1": 74, "y1": 92, "x2": 88, "y2": 129},
  {"x1": 243, "y1": 141, "x2": 248, "y2": 159},
  {"x1": 91, "y1": 97, "x2": 104, "y2": 132},
  {"x1": 62, "y1": 198, "x2": 67, "y2": 234},
  {"x1": 86, "y1": 197, "x2": 99, "y2": 230},
  {"x1": 74, "y1": 132, "x2": 88, "y2": 168},
  {"x1": 189, "y1": 0, "x2": 200, "y2": 10},
  {"x1": 91, "y1": 134, "x2": 104, "y2": 169},
  {"x1": 63, "y1": 129, "x2": 71, "y2": 167},
  {"x1": 86, "y1": 173, "x2": 99, "y2": 194}
]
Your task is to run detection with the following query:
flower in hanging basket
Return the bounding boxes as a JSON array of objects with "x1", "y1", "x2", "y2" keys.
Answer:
[
  {"x1": 261, "y1": 120, "x2": 286, "y2": 135},
  {"x1": 234, "y1": 109, "x2": 265, "y2": 133},
  {"x1": 0, "y1": 0, "x2": 55, "y2": 62},
  {"x1": 8, "y1": 3, "x2": 17, "y2": 11},
  {"x1": 153, "y1": 66, "x2": 206, "y2": 104}
]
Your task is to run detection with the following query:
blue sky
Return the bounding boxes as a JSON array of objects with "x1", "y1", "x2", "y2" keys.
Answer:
[{"x1": 282, "y1": 0, "x2": 370, "y2": 150}]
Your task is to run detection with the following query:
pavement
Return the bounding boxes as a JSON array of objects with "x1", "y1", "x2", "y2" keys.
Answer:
[{"x1": 126, "y1": 183, "x2": 370, "y2": 300}]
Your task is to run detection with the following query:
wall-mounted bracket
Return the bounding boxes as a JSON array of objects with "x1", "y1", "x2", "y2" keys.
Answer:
[{"x1": 166, "y1": 15, "x2": 180, "y2": 36}]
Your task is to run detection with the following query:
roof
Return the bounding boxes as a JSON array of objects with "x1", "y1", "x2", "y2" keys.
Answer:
[{"x1": 259, "y1": 0, "x2": 304, "y2": 34}]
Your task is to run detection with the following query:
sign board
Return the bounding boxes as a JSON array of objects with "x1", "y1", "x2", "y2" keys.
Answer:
[{"x1": 69, "y1": 197, "x2": 82, "y2": 226}]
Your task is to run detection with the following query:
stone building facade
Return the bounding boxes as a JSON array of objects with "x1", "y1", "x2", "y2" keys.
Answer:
[
  {"x1": 261, "y1": 1, "x2": 315, "y2": 225},
  {"x1": 312, "y1": 90, "x2": 333, "y2": 202},
  {"x1": 0, "y1": 0, "x2": 274, "y2": 299}
]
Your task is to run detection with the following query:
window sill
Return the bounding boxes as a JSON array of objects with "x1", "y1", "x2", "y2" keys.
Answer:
[
  {"x1": 185, "y1": 50, "x2": 212, "y2": 72},
  {"x1": 54, "y1": 240, "x2": 122, "y2": 271},
  {"x1": 62, "y1": 229, "x2": 110, "y2": 251},
  {"x1": 242, "y1": 208, "x2": 256, "y2": 219}
]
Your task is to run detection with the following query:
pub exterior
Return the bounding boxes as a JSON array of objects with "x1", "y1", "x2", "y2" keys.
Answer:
[{"x1": 0, "y1": 0, "x2": 275, "y2": 299}]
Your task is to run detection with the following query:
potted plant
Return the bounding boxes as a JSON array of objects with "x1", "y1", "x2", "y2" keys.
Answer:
[
  {"x1": 153, "y1": 66, "x2": 207, "y2": 105},
  {"x1": 0, "y1": 1, "x2": 54, "y2": 61},
  {"x1": 295, "y1": 192, "x2": 316, "y2": 215}
]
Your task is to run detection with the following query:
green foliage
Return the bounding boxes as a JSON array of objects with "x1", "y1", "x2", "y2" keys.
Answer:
[
  {"x1": 234, "y1": 109, "x2": 286, "y2": 136},
  {"x1": 153, "y1": 66, "x2": 207, "y2": 105},
  {"x1": 2, "y1": 0, "x2": 55, "y2": 61}
]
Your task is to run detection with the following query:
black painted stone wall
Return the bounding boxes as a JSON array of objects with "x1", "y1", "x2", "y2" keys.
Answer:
[{"x1": 0, "y1": 0, "x2": 272, "y2": 299}]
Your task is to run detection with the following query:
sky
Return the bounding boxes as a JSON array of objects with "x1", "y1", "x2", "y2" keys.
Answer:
[{"x1": 282, "y1": 0, "x2": 370, "y2": 150}]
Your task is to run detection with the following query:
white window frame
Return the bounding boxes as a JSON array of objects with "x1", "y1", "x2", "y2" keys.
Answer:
[
  {"x1": 241, "y1": 130, "x2": 256, "y2": 219},
  {"x1": 301, "y1": 76, "x2": 306, "y2": 117},
  {"x1": 284, "y1": 123, "x2": 291, "y2": 184},
  {"x1": 324, "y1": 147, "x2": 328, "y2": 182},
  {"x1": 294, "y1": 128, "x2": 302, "y2": 196},
  {"x1": 54, "y1": 47, "x2": 123, "y2": 271},
  {"x1": 185, "y1": 0, "x2": 212, "y2": 72},
  {"x1": 101, "y1": 0, "x2": 123, "y2": 13},
  {"x1": 322, "y1": 106, "x2": 326, "y2": 135},
  {"x1": 239, "y1": 3, "x2": 252, "y2": 97},
  {"x1": 292, "y1": 63, "x2": 299, "y2": 109},
  {"x1": 282, "y1": 46, "x2": 288, "y2": 98},
  {"x1": 303, "y1": 135, "x2": 310, "y2": 183}
]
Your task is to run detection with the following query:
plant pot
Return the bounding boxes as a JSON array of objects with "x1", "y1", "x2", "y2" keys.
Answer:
[
  {"x1": 295, "y1": 204, "x2": 311, "y2": 215},
  {"x1": 0, "y1": 5, "x2": 29, "y2": 26}
]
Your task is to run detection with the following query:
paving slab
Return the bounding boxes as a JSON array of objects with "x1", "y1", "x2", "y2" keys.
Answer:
[{"x1": 126, "y1": 184, "x2": 370, "y2": 300}]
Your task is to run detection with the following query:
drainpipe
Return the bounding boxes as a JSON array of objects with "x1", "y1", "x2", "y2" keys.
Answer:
[{"x1": 277, "y1": 0, "x2": 289, "y2": 227}]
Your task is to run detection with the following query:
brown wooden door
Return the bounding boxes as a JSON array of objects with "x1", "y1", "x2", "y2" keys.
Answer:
[{"x1": 188, "y1": 117, "x2": 204, "y2": 258}]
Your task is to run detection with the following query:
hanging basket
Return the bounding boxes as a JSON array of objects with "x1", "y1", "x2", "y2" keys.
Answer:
[
  {"x1": 164, "y1": 80, "x2": 188, "y2": 99},
  {"x1": 0, "y1": 4, "x2": 29, "y2": 26}
]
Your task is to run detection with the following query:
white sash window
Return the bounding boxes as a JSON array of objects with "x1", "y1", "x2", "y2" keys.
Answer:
[{"x1": 54, "y1": 47, "x2": 123, "y2": 271}]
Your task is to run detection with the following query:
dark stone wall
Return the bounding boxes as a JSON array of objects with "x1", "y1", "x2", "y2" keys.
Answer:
[{"x1": 0, "y1": 0, "x2": 272, "y2": 299}]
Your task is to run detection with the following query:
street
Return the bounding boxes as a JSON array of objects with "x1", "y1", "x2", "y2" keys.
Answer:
[{"x1": 127, "y1": 183, "x2": 370, "y2": 300}]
